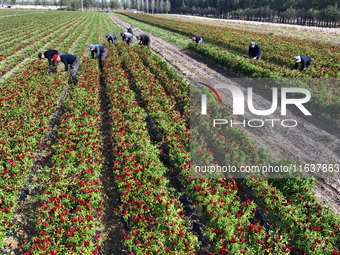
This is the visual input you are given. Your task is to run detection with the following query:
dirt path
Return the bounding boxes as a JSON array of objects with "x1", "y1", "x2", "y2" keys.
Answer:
[{"x1": 108, "y1": 14, "x2": 340, "y2": 215}]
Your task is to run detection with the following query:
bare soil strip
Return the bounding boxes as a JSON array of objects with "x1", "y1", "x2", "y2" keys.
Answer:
[{"x1": 109, "y1": 13, "x2": 340, "y2": 215}]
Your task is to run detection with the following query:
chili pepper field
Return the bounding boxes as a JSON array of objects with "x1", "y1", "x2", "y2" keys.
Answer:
[{"x1": 0, "y1": 9, "x2": 339, "y2": 255}]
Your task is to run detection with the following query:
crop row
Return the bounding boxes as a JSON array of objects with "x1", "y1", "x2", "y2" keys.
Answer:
[
  {"x1": 23, "y1": 59, "x2": 104, "y2": 255},
  {"x1": 1, "y1": 10, "x2": 339, "y2": 255},
  {"x1": 0, "y1": 61, "x2": 68, "y2": 250},
  {"x1": 104, "y1": 44, "x2": 200, "y2": 254},
  {"x1": 0, "y1": 11, "x2": 110, "y2": 252},
  {"x1": 0, "y1": 11, "x2": 93, "y2": 77},
  {"x1": 128, "y1": 45, "x2": 340, "y2": 254}
]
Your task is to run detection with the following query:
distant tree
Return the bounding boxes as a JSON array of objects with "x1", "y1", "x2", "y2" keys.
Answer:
[
  {"x1": 150, "y1": 0, "x2": 155, "y2": 13},
  {"x1": 159, "y1": 0, "x2": 164, "y2": 12},
  {"x1": 109, "y1": 0, "x2": 119, "y2": 9},
  {"x1": 164, "y1": 0, "x2": 170, "y2": 13},
  {"x1": 83, "y1": 0, "x2": 92, "y2": 8},
  {"x1": 145, "y1": 0, "x2": 150, "y2": 13}
]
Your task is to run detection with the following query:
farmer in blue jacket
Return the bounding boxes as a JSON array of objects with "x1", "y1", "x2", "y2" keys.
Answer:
[
  {"x1": 294, "y1": 56, "x2": 313, "y2": 71},
  {"x1": 89, "y1": 44, "x2": 107, "y2": 69},
  {"x1": 249, "y1": 42, "x2": 261, "y2": 61}
]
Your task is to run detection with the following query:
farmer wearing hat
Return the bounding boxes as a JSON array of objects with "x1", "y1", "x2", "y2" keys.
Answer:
[
  {"x1": 136, "y1": 34, "x2": 150, "y2": 47},
  {"x1": 38, "y1": 49, "x2": 61, "y2": 70},
  {"x1": 120, "y1": 32, "x2": 133, "y2": 45},
  {"x1": 248, "y1": 42, "x2": 261, "y2": 61},
  {"x1": 52, "y1": 54, "x2": 80, "y2": 85},
  {"x1": 106, "y1": 34, "x2": 117, "y2": 45},
  {"x1": 294, "y1": 56, "x2": 313, "y2": 71},
  {"x1": 192, "y1": 36, "x2": 203, "y2": 44},
  {"x1": 89, "y1": 44, "x2": 107, "y2": 69}
]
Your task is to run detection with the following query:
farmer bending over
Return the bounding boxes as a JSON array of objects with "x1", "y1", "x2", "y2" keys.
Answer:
[
  {"x1": 192, "y1": 36, "x2": 203, "y2": 44},
  {"x1": 89, "y1": 44, "x2": 107, "y2": 69},
  {"x1": 294, "y1": 55, "x2": 313, "y2": 71},
  {"x1": 249, "y1": 42, "x2": 261, "y2": 61},
  {"x1": 136, "y1": 34, "x2": 150, "y2": 47},
  {"x1": 38, "y1": 49, "x2": 61, "y2": 70},
  {"x1": 53, "y1": 54, "x2": 80, "y2": 85}
]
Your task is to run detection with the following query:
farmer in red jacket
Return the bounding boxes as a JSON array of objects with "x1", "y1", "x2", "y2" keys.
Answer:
[{"x1": 53, "y1": 54, "x2": 80, "y2": 85}]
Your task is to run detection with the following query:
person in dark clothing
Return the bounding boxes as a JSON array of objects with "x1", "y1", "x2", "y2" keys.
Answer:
[
  {"x1": 127, "y1": 26, "x2": 134, "y2": 35},
  {"x1": 106, "y1": 34, "x2": 117, "y2": 45},
  {"x1": 53, "y1": 54, "x2": 80, "y2": 85},
  {"x1": 136, "y1": 34, "x2": 150, "y2": 47},
  {"x1": 120, "y1": 32, "x2": 133, "y2": 45},
  {"x1": 192, "y1": 36, "x2": 203, "y2": 44},
  {"x1": 38, "y1": 49, "x2": 61, "y2": 69},
  {"x1": 89, "y1": 44, "x2": 107, "y2": 69},
  {"x1": 294, "y1": 56, "x2": 313, "y2": 71},
  {"x1": 248, "y1": 42, "x2": 261, "y2": 61}
]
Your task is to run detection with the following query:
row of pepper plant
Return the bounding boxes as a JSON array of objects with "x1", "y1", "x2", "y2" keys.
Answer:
[
  {"x1": 103, "y1": 44, "x2": 201, "y2": 254},
  {"x1": 22, "y1": 11, "x2": 106, "y2": 254},
  {"x1": 118, "y1": 44, "x2": 290, "y2": 254},
  {"x1": 0, "y1": 11, "x2": 92, "y2": 77},
  {"x1": 130, "y1": 45, "x2": 339, "y2": 254},
  {"x1": 0, "y1": 11, "x2": 106, "y2": 252},
  {"x1": 190, "y1": 93, "x2": 340, "y2": 254},
  {"x1": 24, "y1": 58, "x2": 104, "y2": 255},
  {"x1": 1, "y1": 9, "x2": 339, "y2": 254}
]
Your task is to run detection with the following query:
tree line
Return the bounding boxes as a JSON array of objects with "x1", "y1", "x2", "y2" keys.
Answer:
[
  {"x1": 169, "y1": 0, "x2": 340, "y2": 27},
  {"x1": 6, "y1": 0, "x2": 340, "y2": 27}
]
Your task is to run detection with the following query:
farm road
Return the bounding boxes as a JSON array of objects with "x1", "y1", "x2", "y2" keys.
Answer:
[{"x1": 108, "y1": 14, "x2": 340, "y2": 214}]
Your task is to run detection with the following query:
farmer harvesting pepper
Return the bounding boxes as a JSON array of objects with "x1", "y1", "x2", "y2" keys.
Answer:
[
  {"x1": 294, "y1": 55, "x2": 313, "y2": 71},
  {"x1": 89, "y1": 44, "x2": 107, "y2": 69},
  {"x1": 136, "y1": 34, "x2": 150, "y2": 47},
  {"x1": 38, "y1": 49, "x2": 61, "y2": 70},
  {"x1": 52, "y1": 54, "x2": 80, "y2": 85},
  {"x1": 192, "y1": 36, "x2": 203, "y2": 44},
  {"x1": 248, "y1": 42, "x2": 261, "y2": 61},
  {"x1": 120, "y1": 32, "x2": 133, "y2": 45},
  {"x1": 106, "y1": 34, "x2": 117, "y2": 45}
]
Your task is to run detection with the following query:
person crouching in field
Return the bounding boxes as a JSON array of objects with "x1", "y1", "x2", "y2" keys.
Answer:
[
  {"x1": 106, "y1": 34, "x2": 117, "y2": 45},
  {"x1": 120, "y1": 32, "x2": 133, "y2": 45},
  {"x1": 89, "y1": 44, "x2": 107, "y2": 69},
  {"x1": 294, "y1": 55, "x2": 313, "y2": 71},
  {"x1": 192, "y1": 36, "x2": 203, "y2": 44},
  {"x1": 136, "y1": 34, "x2": 150, "y2": 48},
  {"x1": 249, "y1": 42, "x2": 261, "y2": 61},
  {"x1": 38, "y1": 49, "x2": 61, "y2": 71},
  {"x1": 53, "y1": 54, "x2": 80, "y2": 85}
]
